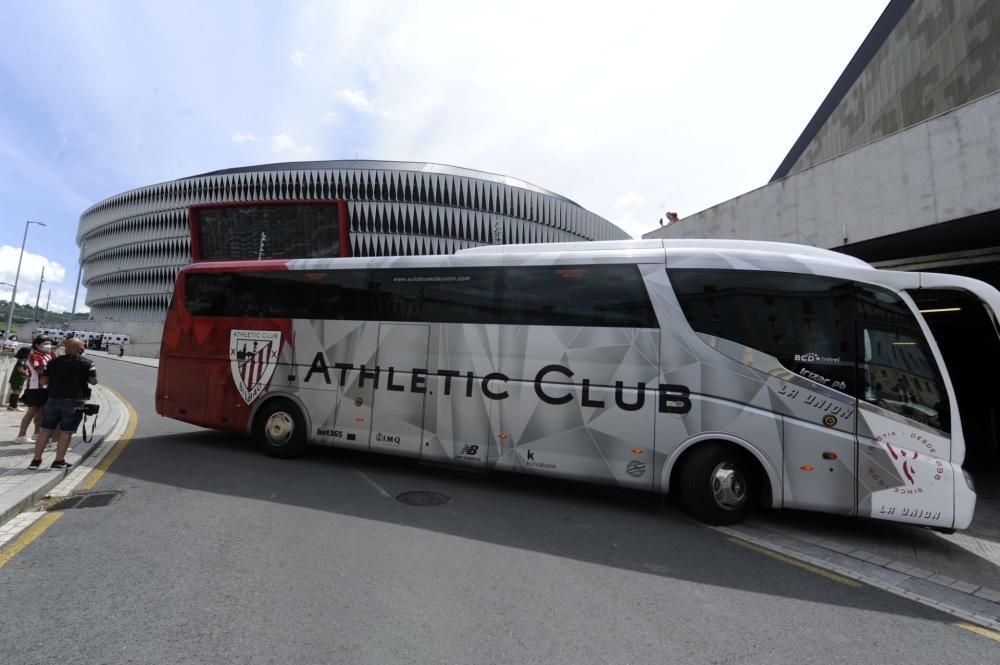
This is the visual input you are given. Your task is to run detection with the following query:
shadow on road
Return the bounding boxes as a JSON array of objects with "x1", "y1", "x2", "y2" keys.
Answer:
[{"x1": 92, "y1": 427, "x2": 977, "y2": 625}]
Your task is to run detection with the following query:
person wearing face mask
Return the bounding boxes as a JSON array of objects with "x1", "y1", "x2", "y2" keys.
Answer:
[
  {"x1": 29, "y1": 338, "x2": 98, "y2": 469},
  {"x1": 13, "y1": 336, "x2": 53, "y2": 444}
]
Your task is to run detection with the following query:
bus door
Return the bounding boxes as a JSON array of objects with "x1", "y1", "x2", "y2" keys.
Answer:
[
  {"x1": 776, "y1": 278, "x2": 859, "y2": 516},
  {"x1": 369, "y1": 323, "x2": 430, "y2": 458},
  {"x1": 327, "y1": 321, "x2": 381, "y2": 453},
  {"x1": 853, "y1": 285, "x2": 955, "y2": 528},
  {"x1": 779, "y1": 378, "x2": 858, "y2": 515}
]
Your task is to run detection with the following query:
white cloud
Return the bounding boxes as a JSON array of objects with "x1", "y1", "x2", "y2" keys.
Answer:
[
  {"x1": 290, "y1": 50, "x2": 306, "y2": 67},
  {"x1": 231, "y1": 131, "x2": 258, "y2": 143},
  {"x1": 614, "y1": 191, "x2": 645, "y2": 209},
  {"x1": 271, "y1": 133, "x2": 318, "y2": 159},
  {"x1": 322, "y1": 111, "x2": 338, "y2": 124},
  {"x1": 609, "y1": 214, "x2": 646, "y2": 240},
  {"x1": 0, "y1": 245, "x2": 69, "y2": 306},
  {"x1": 338, "y1": 89, "x2": 374, "y2": 114},
  {"x1": 281, "y1": 1, "x2": 884, "y2": 240},
  {"x1": 271, "y1": 134, "x2": 296, "y2": 152}
]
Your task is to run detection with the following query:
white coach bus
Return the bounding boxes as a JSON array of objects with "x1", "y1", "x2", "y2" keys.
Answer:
[{"x1": 156, "y1": 240, "x2": 1000, "y2": 530}]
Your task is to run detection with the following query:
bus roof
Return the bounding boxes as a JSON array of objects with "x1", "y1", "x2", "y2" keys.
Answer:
[
  {"x1": 458, "y1": 239, "x2": 872, "y2": 268},
  {"x1": 182, "y1": 239, "x2": 872, "y2": 273}
]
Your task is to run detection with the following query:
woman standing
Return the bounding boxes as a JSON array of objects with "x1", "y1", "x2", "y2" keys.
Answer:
[
  {"x1": 13, "y1": 336, "x2": 52, "y2": 444},
  {"x1": 6, "y1": 346, "x2": 30, "y2": 410}
]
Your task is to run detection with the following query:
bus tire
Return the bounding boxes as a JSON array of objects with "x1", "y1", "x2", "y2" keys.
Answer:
[
  {"x1": 679, "y1": 443, "x2": 755, "y2": 525},
  {"x1": 252, "y1": 398, "x2": 307, "y2": 459}
]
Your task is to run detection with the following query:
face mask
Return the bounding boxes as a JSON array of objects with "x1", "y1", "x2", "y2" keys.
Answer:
[{"x1": 41, "y1": 344, "x2": 52, "y2": 352}]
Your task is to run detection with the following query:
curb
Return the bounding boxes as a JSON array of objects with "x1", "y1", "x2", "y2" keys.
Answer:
[
  {"x1": 0, "y1": 385, "x2": 125, "y2": 528},
  {"x1": 717, "y1": 521, "x2": 1000, "y2": 631},
  {"x1": 84, "y1": 352, "x2": 158, "y2": 369},
  {"x1": 0, "y1": 436, "x2": 105, "y2": 527}
]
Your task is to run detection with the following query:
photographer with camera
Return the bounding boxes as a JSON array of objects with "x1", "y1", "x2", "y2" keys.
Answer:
[{"x1": 29, "y1": 337, "x2": 98, "y2": 470}]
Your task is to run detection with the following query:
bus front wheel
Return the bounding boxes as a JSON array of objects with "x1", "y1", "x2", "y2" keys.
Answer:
[
  {"x1": 253, "y1": 398, "x2": 307, "y2": 459},
  {"x1": 679, "y1": 443, "x2": 755, "y2": 525}
]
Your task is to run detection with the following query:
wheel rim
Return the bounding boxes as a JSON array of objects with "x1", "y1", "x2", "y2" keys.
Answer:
[
  {"x1": 265, "y1": 411, "x2": 295, "y2": 446},
  {"x1": 711, "y1": 462, "x2": 747, "y2": 511}
]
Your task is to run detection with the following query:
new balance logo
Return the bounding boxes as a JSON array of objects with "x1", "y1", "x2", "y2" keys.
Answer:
[{"x1": 459, "y1": 444, "x2": 479, "y2": 456}]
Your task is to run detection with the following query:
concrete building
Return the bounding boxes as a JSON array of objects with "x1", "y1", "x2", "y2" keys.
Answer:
[
  {"x1": 645, "y1": 0, "x2": 1000, "y2": 471},
  {"x1": 76, "y1": 160, "x2": 627, "y2": 356},
  {"x1": 775, "y1": 0, "x2": 1000, "y2": 180}
]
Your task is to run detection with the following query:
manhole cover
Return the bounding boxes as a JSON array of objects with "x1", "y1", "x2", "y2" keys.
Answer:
[
  {"x1": 396, "y1": 491, "x2": 450, "y2": 507},
  {"x1": 48, "y1": 490, "x2": 122, "y2": 511}
]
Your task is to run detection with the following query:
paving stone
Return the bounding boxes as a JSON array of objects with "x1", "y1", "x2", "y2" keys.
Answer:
[
  {"x1": 886, "y1": 560, "x2": 914, "y2": 573},
  {"x1": 906, "y1": 567, "x2": 934, "y2": 579},
  {"x1": 972, "y1": 587, "x2": 1000, "y2": 603},
  {"x1": 949, "y1": 580, "x2": 981, "y2": 594},
  {"x1": 820, "y1": 540, "x2": 858, "y2": 555}
]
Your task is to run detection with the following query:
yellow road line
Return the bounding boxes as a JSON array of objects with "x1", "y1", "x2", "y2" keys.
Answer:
[
  {"x1": 728, "y1": 537, "x2": 862, "y2": 587},
  {"x1": 0, "y1": 386, "x2": 138, "y2": 570},
  {"x1": 76, "y1": 385, "x2": 138, "y2": 491},
  {"x1": 0, "y1": 513, "x2": 63, "y2": 569},
  {"x1": 956, "y1": 622, "x2": 1000, "y2": 642}
]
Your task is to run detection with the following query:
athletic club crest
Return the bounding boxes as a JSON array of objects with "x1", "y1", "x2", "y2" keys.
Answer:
[{"x1": 229, "y1": 329, "x2": 282, "y2": 404}]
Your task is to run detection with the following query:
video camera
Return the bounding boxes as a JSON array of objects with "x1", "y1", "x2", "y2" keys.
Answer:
[{"x1": 75, "y1": 403, "x2": 100, "y2": 416}]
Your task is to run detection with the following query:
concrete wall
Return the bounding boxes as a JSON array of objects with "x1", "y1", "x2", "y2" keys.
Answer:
[
  {"x1": 789, "y1": 0, "x2": 1000, "y2": 176},
  {"x1": 68, "y1": 321, "x2": 164, "y2": 359},
  {"x1": 645, "y1": 90, "x2": 1000, "y2": 249}
]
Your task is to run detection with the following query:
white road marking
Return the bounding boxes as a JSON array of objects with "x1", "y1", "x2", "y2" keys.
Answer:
[{"x1": 354, "y1": 468, "x2": 392, "y2": 499}]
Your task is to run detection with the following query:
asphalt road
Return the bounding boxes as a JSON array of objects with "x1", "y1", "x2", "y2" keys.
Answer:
[{"x1": 1, "y1": 360, "x2": 997, "y2": 664}]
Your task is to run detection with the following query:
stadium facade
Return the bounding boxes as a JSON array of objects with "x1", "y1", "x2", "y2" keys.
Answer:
[{"x1": 77, "y1": 160, "x2": 627, "y2": 355}]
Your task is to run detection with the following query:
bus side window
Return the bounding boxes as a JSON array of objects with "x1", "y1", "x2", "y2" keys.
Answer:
[
  {"x1": 185, "y1": 273, "x2": 235, "y2": 316},
  {"x1": 499, "y1": 265, "x2": 657, "y2": 328},
  {"x1": 367, "y1": 268, "x2": 498, "y2": 324},
  {"x1": 669, "y1": 269, "x2": 856, "y2": 395}
]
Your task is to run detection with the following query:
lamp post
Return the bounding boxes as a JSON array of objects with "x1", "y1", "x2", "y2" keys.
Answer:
[
  {"x1": 71, "y1": 240, "x2": 86, "y2": 316},
  {"x1": 33, "y1": 265, "x2": 46, "y2": 322},
  {"x1": 4, "y1": 220, "x2": 46, "y2": 339}
]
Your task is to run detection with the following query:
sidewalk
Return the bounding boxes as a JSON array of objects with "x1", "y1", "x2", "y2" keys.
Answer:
[
  {"x1": 721, "y1": 473, "x2": 1000, "y2": 628},
  {"x1": 82, "y1": 349, "x2": 159, "y2": 369},
  {"x1": 0, "y1": 384, "x2": 125, "y2": 530}
]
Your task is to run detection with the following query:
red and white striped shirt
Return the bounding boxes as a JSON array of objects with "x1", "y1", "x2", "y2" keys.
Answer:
[{"x1": 27, "y1": 350, "x2": 51, "y2": 390}]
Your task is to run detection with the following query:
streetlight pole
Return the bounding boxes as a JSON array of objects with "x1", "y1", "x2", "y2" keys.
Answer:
[
  {"x1": 33, "y1": 265, "x2": 46, "y2": 322},
  {"x1": 71, "y1": 240, "x2": 86, "y2": 316},
  {"x1": 4, "y1": 220, "x2": 46, "y2": 339}
]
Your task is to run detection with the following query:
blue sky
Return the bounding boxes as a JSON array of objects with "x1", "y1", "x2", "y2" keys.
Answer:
[{"x1": 0, "y1": 0, "x2": 888, "y2": 313}]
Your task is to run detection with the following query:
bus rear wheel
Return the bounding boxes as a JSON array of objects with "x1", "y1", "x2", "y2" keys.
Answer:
[
  {"x1": 679, "y1": 443, "x2": 755, "y2": 525},
  {"x1": 253, "y1": 398, "x2": 307, "y2": 459}
]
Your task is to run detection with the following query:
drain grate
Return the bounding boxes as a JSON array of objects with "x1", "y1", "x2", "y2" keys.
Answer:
[
  {"x1": 48, "y1": 490, "x2": 122, "y2": 511},
  {"x1": 396, "y1": 490, "x2": 450, "y2": 507}
]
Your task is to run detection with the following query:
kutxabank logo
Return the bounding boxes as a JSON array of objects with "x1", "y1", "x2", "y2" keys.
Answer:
[{"x1": 230, "y1": 329, "x2": 281, "y2": 404}]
